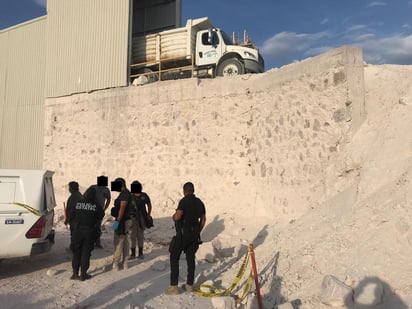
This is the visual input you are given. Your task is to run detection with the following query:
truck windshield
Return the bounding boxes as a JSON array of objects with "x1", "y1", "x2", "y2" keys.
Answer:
[{"x1": 220, "y1": 30, "x2": 234, "y2": 45}]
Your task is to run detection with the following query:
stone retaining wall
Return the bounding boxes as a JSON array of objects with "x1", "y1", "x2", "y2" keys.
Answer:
[{"x1": 44, "y1": 46, "x2": 365, "y2": 222}]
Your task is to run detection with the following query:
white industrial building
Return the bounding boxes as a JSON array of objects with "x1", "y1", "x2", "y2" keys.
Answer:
[{"x1": 0, "y1": 0, "x2": 181, "y2": 169}]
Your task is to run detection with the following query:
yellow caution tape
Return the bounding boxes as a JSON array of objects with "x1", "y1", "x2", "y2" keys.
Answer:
[
  {"x1": 194, "y1": 249, "x2": 253, "y2": 299},
  {"x1": 236, "y1": 269, "x2": 254, "y2": 305},
  {"x1": 9, "y1": 203, "x2": 41, "y2": 217}
]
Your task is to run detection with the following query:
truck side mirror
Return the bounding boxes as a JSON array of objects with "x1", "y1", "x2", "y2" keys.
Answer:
[{"x1": 207, "y1": 28, "x2": 213, "y2": 45}]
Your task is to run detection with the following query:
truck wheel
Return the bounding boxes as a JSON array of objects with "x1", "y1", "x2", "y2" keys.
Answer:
[
  {"x1": 217, "y1": 58, "x2": 245, "y2": 77},
  {"x1": 137, "y1": 68, "x2": 159, "y2": 83}
]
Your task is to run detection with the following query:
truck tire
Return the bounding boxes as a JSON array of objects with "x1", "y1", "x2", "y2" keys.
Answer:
[
  {"x1": 137, "y1": 67, "x2": 159, "y2": 83},
  {"x1": 217, "y1": 58, "x2": 245, "y2": 77}
]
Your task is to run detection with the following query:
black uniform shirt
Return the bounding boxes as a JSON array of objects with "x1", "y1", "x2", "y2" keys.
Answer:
[
  {"x1": 114, "y1": 190, "x2": 132, "y2": 222},
  {"x1": 73, "y1": 200, "x2": 104, "y2": 228},
  {"x1": 176, "y1": 193, "x2": 205, "y2": 234},
  {"x1": 66, "y1": 190, "x2": 83, "y2": 225},
  {"x1": 134, "y1": 192, "x2": 151, "y2": 217}
]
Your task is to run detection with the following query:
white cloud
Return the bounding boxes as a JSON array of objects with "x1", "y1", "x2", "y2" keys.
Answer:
[
  {"x1": 260, "y1": 31, "x2": 329, "y2": 59},
  {"x1": 346, "y1": 24, "x2": 369, "y2": 32},
  {"x1": 352, "y1": 33, "x2": 376, "y2": 41},
  {"x1": 304, "y1": 46, "x2": 334, "y2": 57},
  {"x1": 366, "y1": 1, "x2": 387, "y2": 8},
  {"x1": 343, "y1": 25, "x2": 377, "y2": 43},
  {"x1": 356, "y1": 34, "x2": 412, "y2": 64},
  {"x1": 33, "y1": 0, "x2": 47, "y2": 8},
  {"x1": 320, "y1": 18, "x2": 329, "y2": 25},
  {"x1": 260, "y1": 28, "x2": 412, "y2": 68}
]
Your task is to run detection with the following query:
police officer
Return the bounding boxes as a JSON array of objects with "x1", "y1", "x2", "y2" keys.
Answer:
[
  {"x1": 68, "y1": 185, "x2": 104, "y2": 281},
  {"x1": 65, "y1": 181, "x2": 83, "y2": 236},
  {"x1": 129, "y1": 180, "x2": 152, "y2": 259},
  {"x1": 165, "y1": 182, "x2": 206, "y2": 295}
]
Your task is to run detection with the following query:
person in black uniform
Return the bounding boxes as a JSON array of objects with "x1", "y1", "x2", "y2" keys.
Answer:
[
  {"x1": 65, "y1": 181, "x2": 83, "y2": 236},
  {"x1": 67, "y1": 185, "x2": 104, "y2": 281},
  {"x1": 165, "y1": 182, "x2": 206, "y2": 295},
  {"x1": 129, "y1": 180, "x2": 152, "y2": 259},
  {"x1": 65, "y1": 181, "x2": 83, "y2": 252}
]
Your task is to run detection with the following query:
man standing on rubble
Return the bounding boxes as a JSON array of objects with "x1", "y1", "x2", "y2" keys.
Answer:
[{"x1": 165, "y1": 182, "x2": 206, "y2": 295}]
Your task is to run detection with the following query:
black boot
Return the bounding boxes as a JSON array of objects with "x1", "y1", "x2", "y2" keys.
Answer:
[
  {"x1": 130, "y1": 247, "x2": 136, "y2": 259},
  {"x1": 70, "y1": 269, "x2": 80, "y2": 280},
  {"x1": 80, "y1": 272, "x2": 92, "y2": 281},
  {"x1": 138, "y1": 247, "x2": 144, "y2": 259}
]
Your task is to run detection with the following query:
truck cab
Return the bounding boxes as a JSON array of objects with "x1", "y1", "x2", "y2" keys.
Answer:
[
  {"x1": 195, "y1": 28, "x2": 264, "y2": 77},
  {"x1": 0, "y1": 169, "x2": 56, "y2": 259}
]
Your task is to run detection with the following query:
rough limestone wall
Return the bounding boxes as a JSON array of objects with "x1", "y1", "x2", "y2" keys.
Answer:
[{"x1": 44, "y1": 46, "x2": 364, "y2": 223}]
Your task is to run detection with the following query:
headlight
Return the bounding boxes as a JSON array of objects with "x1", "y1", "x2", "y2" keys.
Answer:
[{"x1": 243, "y1": 51, "x2": 256, "y2": 59}]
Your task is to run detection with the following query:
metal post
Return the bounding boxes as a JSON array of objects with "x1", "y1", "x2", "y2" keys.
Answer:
[{"x1": 249, "y1": 244, "x2": 263, "y2": 309}]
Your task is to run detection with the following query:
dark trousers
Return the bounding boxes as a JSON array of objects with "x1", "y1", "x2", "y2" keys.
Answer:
[
  {"x1": 71, "y1": 226, "x2": 96, "y2": 275},
  {"x1": 95, "y1": 219, "x2": 102, "y2": 245},
  {"x1": 170, "y1": 235, "x2": 199, "y2": 286}
]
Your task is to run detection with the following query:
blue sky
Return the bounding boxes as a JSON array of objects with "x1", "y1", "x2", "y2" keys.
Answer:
[{"x1": 1, "y1": 0, "x2": 412, "y2": 70}]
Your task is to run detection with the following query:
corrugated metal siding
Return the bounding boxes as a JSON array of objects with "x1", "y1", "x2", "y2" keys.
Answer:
[
  {"x1": 0, "y1": 18, "x2": 47, "y2": 169},
  {"x1": 46, "y1": 0, "x2": 130, "y2": 98},
  {"x1": 0, "y1": 32, "x2": 6, "y2": 147}
]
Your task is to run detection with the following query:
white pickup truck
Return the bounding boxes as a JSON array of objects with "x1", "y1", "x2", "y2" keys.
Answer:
[
  {"x1": 0, "y1": 169, "x2": 56, "y2": 259},
  {"x1": 131, "y1": 17, "x2": 264, "y2": 83}
]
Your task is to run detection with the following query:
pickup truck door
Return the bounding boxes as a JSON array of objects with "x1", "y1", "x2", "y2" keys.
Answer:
[{"x1": 195, "y1": 29, "x2": 224, "y2": 67}]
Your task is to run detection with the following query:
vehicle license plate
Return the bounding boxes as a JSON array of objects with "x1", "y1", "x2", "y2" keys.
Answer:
[{"x1": 5, "y1": 219, "x2": 24, "y2": 224}]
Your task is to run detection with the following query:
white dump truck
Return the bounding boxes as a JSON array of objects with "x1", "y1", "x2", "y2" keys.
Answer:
[
  {"x1": 131, "y1": 17, "x2": 264, "y2": 83},
  {"x1": 0, "y1": 169, "x2": 56, "y2": 259}
]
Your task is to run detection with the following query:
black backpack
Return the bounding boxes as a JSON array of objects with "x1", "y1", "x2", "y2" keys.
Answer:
[{"x1": 134, "y1": 195, "x2": 153, "y2": 228}]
